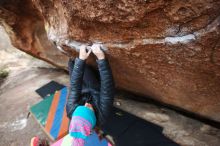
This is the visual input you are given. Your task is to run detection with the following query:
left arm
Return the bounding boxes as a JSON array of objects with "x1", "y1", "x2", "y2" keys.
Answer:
[
  {"x1": 66, "y1": 58, "x2": 85, "y2": 119},
  {"x1": 66, "y1": 45, "x2": 91, "y2": 119}
]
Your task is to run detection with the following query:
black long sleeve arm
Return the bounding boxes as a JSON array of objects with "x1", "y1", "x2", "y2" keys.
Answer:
[
  {"x1": 96, "y1": 59, "x2": 115, "y2": 126},
  {"x1": 66, "y1": 58, "x2": 85, "y2": 119}
]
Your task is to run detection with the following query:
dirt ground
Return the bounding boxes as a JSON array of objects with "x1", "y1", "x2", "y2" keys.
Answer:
[
  {"x1": 0, "y1": 68, "x2": 68, "y2": 146},
  {"x1": 0, "y1": 26, "x2": 220, "y2": 146}
]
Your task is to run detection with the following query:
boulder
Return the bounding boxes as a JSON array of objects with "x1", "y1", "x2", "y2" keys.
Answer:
[{"x1": 0, "y1": 0, "x2": 220, "y2": 122}]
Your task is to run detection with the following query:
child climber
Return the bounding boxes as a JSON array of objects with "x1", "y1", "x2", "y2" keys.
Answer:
[
  {"x1": 66, "y1": 43, "x2": 115, "y2": 145},
  {"x1": 30, "y1": 44, "x2": 115, "y2": 146}
]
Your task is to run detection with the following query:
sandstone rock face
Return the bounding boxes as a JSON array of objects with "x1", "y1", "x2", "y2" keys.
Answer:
[{"x1": 1, "y1": 0, "x2": 220, "y2": 122}]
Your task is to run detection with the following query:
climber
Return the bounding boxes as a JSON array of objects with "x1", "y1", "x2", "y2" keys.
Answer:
[
  {"x1": 65, "y1": 43, "x2": 115, "y2": 145},
  {"x1": 30, "y1": 44, "x2": 115, "y2": 146}
]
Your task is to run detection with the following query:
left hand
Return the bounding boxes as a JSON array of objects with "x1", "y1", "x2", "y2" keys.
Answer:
[{"x1": 79, "y1": 45, "x2": 92, "y2": 60}]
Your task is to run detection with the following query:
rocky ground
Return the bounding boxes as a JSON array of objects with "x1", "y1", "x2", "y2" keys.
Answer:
[{"x1": 0, "y1": 27, "x2": 220, "y2": 146}]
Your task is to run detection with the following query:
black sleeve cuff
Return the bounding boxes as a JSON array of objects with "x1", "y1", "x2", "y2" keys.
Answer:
[
  {"x1": 74, "y1": 58, "x2": 85, "y2": 71},
  {"x1": 96, "y1": 59, "x2": 108, "y2": 69}
]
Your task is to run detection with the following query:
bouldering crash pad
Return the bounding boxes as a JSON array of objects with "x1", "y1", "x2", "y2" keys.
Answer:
[
  {"x1": 35, "y1": 80, "x2": 65, "y2": 98},
  {"x1": 31, "y1": 81, "x2": 179, "y2": 146},
  {"x1": 30, "y1": 87, "x2": 69, "y2": 140},
  {"x1": 103, "y1": 107, "x2": 179, "y2": 146}
]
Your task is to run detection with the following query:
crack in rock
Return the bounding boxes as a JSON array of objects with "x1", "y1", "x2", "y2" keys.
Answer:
[{"x1": 49, "y1": 16, "x2": 220, "y2": 51}]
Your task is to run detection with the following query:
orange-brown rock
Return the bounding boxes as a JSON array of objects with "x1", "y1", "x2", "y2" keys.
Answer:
[{"x1": 0, "y1": 0, "x2": 220, "y2": 122}]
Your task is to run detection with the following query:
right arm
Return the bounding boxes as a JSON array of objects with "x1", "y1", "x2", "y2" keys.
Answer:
[
  {"x1": 91, "y1": 44, "x2": 115, "y2": 126},
  {"x1": 97, "y1": 58, "x2": 115, "y2": 126}
]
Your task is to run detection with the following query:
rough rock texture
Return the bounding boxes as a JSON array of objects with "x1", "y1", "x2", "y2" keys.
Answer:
[{"x1": 0, "y1": 0, "x2": 220, "y2": 122}]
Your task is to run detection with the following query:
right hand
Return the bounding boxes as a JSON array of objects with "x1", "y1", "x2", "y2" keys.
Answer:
[
  {"x1": 79, "y1": 45, "x2": 92, "y2": 60},
  {"x1": 91, "y1": 44, "x2": 105, "y2": 60}
]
